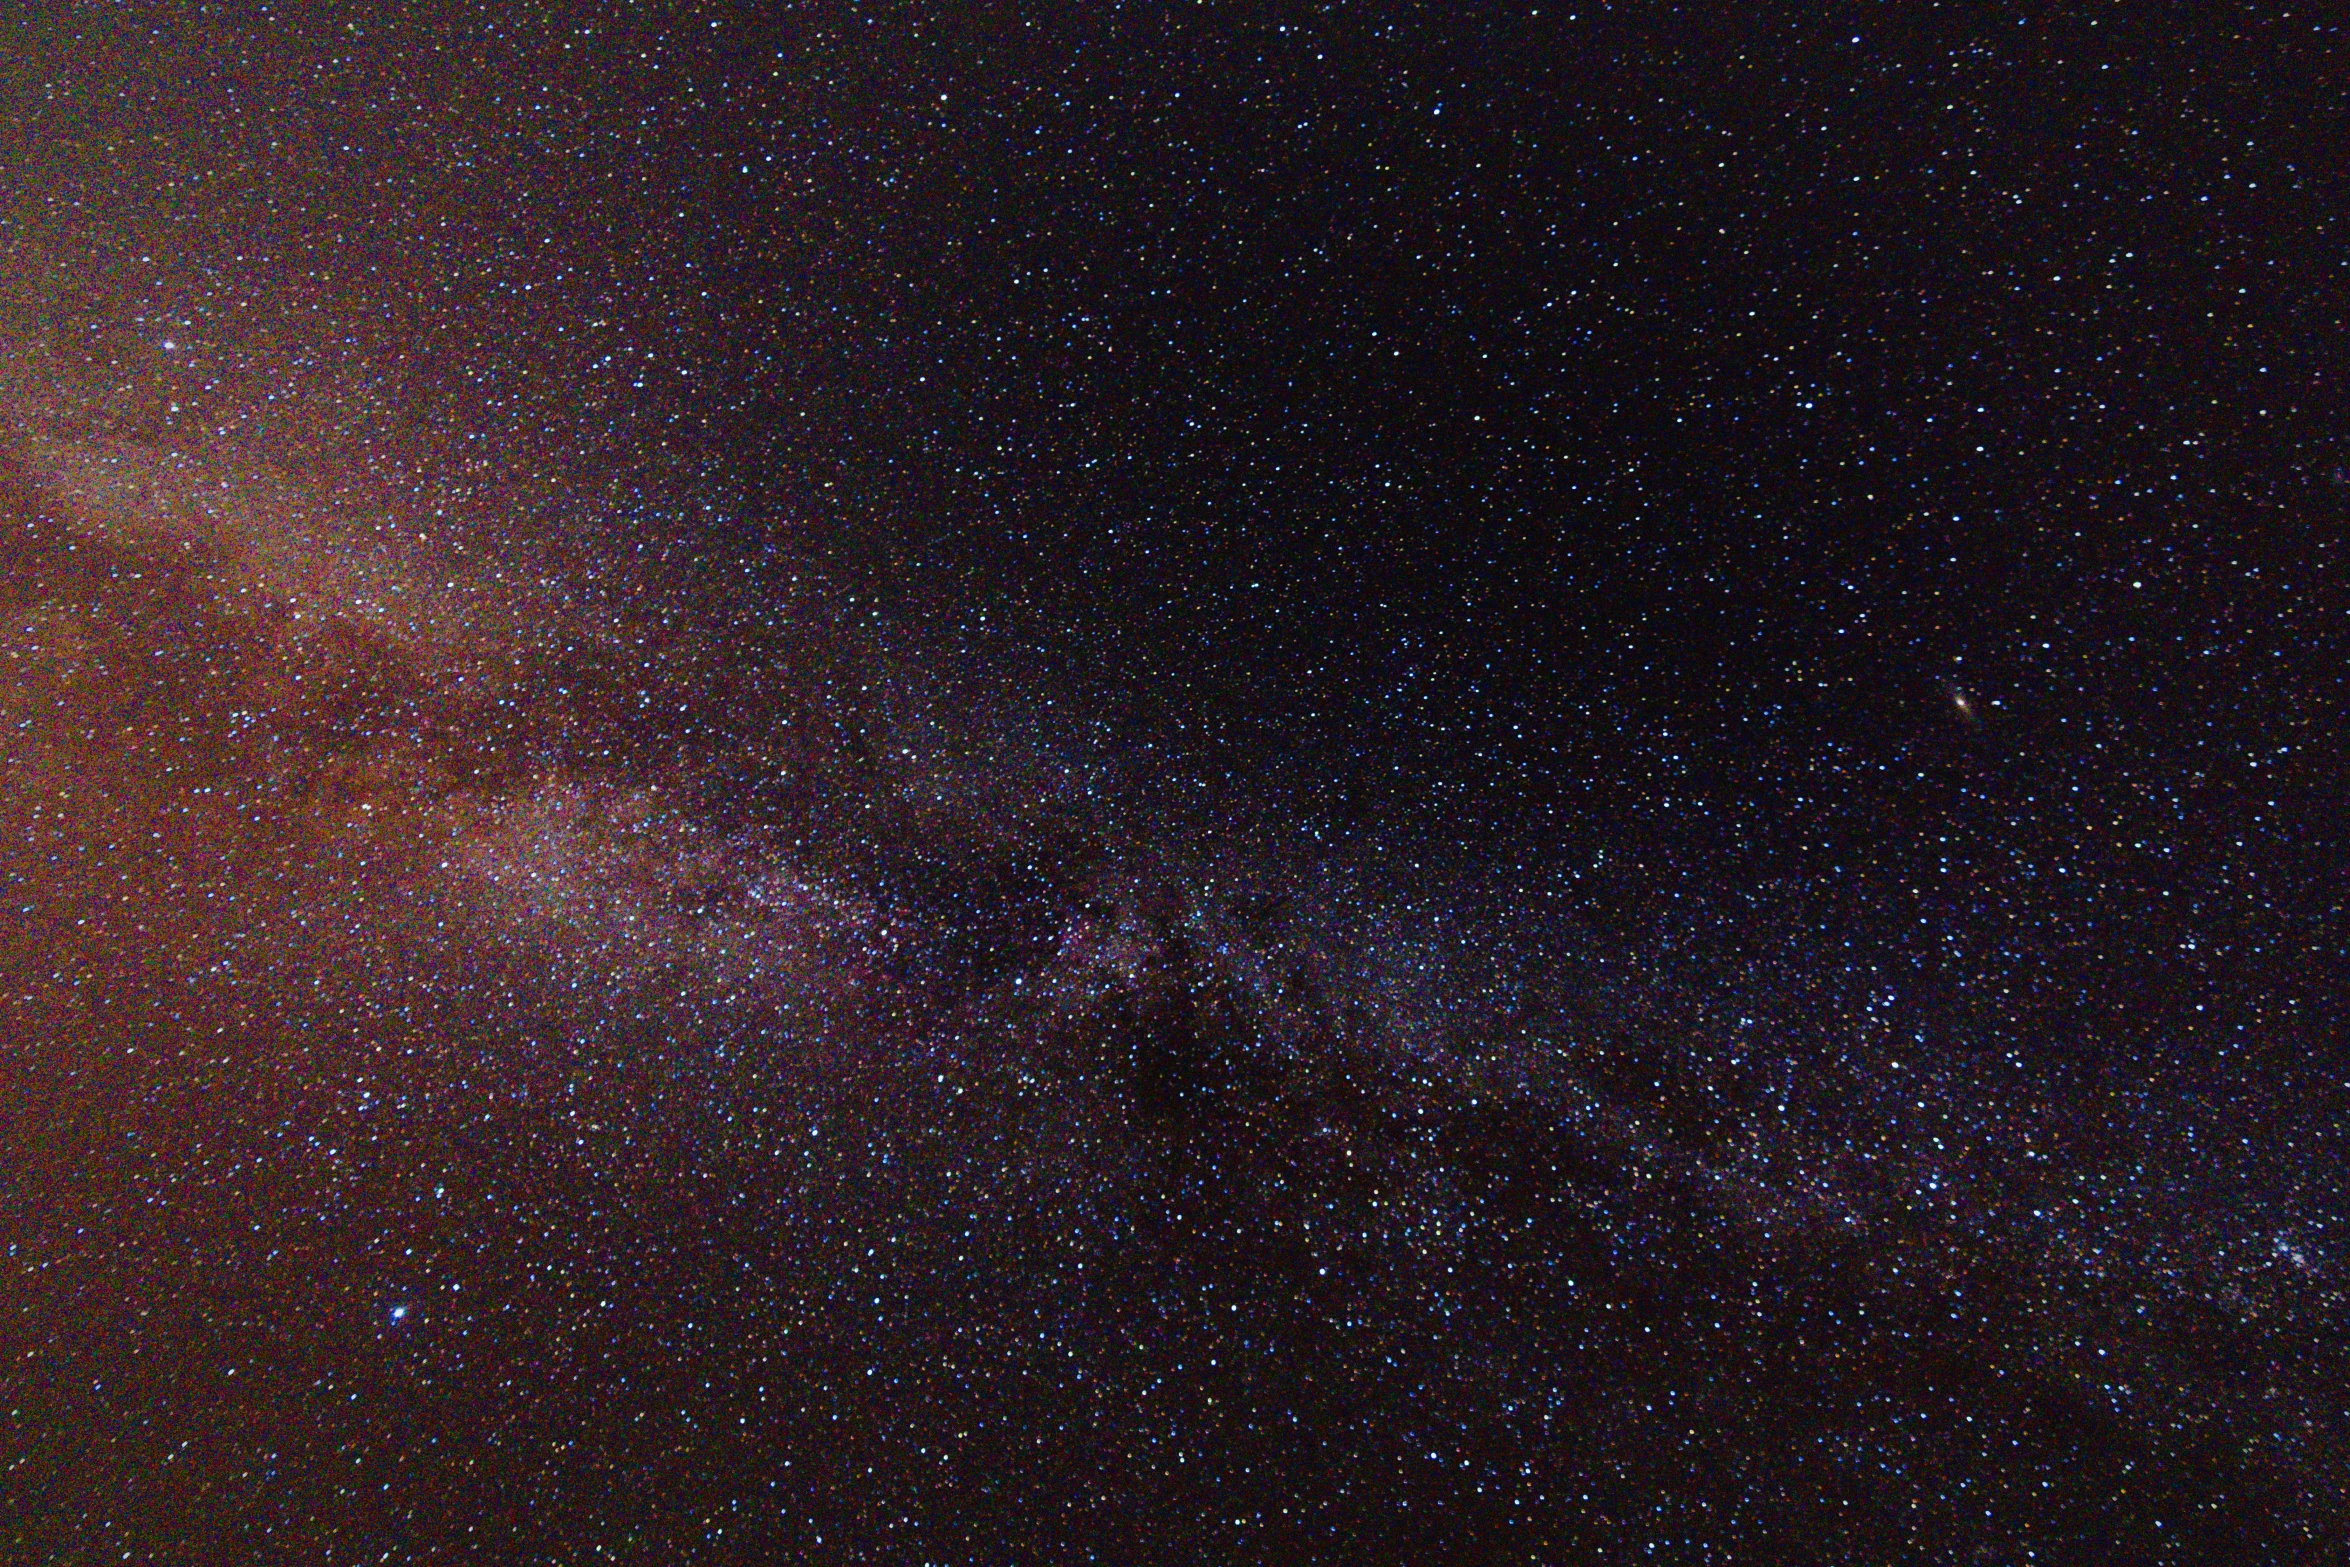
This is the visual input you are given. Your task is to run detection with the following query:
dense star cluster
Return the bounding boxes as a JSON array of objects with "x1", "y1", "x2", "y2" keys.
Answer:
[{"x1": 3, "y1": 3, "x2": 2345, "y2": 1562}]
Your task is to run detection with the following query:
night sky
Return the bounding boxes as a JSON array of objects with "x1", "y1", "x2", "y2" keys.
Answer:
[{"x1": 3, "y1": 3, "x2": 2346, "y2": 1561}]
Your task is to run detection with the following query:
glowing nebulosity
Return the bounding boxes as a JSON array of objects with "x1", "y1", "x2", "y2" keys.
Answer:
[{"x1": 5, "y1": 405, "x2": 2341, "y2": 1561}]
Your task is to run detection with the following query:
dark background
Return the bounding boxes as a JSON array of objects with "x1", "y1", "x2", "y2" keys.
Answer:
[
  {"x1": 2, "y1": 2, "x2": 2345, "y2": 1561},
  {"x1": 9, "y1": 2, "x2": 2344, "y2": 841}
]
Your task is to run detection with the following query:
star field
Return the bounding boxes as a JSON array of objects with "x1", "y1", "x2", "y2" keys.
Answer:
[{"x1": 2, "y1": 3, "x2": 2345, "y2": 1562}]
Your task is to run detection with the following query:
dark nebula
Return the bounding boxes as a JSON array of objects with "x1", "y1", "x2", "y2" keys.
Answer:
[{"x1": 3, "y1": 4, "x2": 2344, "y2": 1562}]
